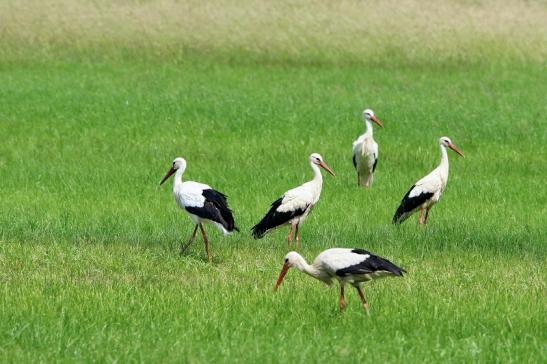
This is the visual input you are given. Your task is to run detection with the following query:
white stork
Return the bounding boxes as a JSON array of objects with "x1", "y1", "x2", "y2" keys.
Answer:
[
  {"x1": 274, "y1": 248, "x2": 405, "y2": 313},
  {"x1": 352, "y1": 109, "x2": 384, "y2": 188},
  {"x1": 392, "y1": 137, "x2": 464, "y2": 225},
  {"x1": 251, "y1": 153, "x2": 335, "y2": 247},
  {"x1": 160, "y1": 157, "x2": 238, "y2": 262}
]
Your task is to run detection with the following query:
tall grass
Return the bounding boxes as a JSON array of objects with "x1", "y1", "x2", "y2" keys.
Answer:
[{"x1": 1, "y1": 0, "x2": 546, "y2": 64}]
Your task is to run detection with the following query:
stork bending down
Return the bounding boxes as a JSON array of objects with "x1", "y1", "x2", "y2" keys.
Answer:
[{"x1": 274, "y1": 248, "x2": 406, "y2": 313}]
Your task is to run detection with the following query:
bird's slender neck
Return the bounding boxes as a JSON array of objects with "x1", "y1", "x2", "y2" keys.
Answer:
[
  {"x1": 364, "y1": 119, "x2": 373, "y2": 136},
  {"x1": 438, "y1": 144, "x2": 449, "y2": 175},
  {"x1": 294, "y1": 255, "x2": 322, "y2": 280},
  {"x1": 172, "y1": 168, "x2": 185, "y2": 191},
  {"x1": 310, "y1": 162, "x2": 323, "y2": 184}
]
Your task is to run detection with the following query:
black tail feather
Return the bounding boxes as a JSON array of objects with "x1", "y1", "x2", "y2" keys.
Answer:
[
  {"x1": 392, "y1": 204, "x2": 409, "y2": 224},
  {"x1": 251, "y1": 198, "x2": 283, "y2": 239},
  {"x1": 349, "y1": 249, "x2": 406, "y2": 277},
  {"x1": 200, "y1": 189, "x2": 238, "y2": 232},
  {"x1": 374, "y1": 256, "x2": 406, "y2": 276},
  {"x1": 392, "y1": 185, "x2": 434, "y2": 224},
  {"x1": 251, "y1": 197, "x2": 306, "y2": 239}
]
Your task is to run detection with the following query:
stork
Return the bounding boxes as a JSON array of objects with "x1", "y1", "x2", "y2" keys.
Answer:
[
  {"x1": 251, "y1": 153, "x2": 335, "y2": 247},
  {"x1": 274, "y1": 248, "x2": 405, "y2": 313},
  {"x1": 392, "y1": 137, "x2": 464, "y2": 225},
  {"x1": 160, "y1": 157, "x2": 238, "y2": 262},
  {"x1": 352, "y1": 109, "x2": 384, "y2": 188}
]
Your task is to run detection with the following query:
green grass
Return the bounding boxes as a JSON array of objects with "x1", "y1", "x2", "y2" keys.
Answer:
[
  {"x1": 0, "y1": 1, "x2": 546, "y2": 360},
  {"x1": 0, "y1": 58, "x2": 545, "y2": 363}
]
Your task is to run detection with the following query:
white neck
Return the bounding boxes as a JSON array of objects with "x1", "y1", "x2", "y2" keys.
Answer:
[
  {"x1": 172, "y1": 168, "x2": 185, "y2": 191},
  {"x1": 310, "y1": 161, "x2": 323, "y2": 184},
  {"x1": 438, "y1": 144, "x2": 449, "y2": 177},
  {"x1": 364, "y1": 119, "x2": 373, "y2": 136},
  {"x1": 293, "y1": 254, "x2": 322, "y2": 280}
]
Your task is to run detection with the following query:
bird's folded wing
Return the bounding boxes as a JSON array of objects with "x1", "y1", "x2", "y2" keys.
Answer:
[
  {"x1": 180, "y1": 191, "x2": 205, "y2": 207},
  {"x1": 179, "y1": 181, "x2": 210, "y2": 207},
  {"x1": 318, "y1": 249, "x2": 372, "y2": 274},
  {"x1": 277, "y1": 194, "x2": 310, "y2": 213},
  {"x1": 352, "y1": 143, "x2": 360, "y2": 169},
  {"x1": 410, "y1": 174, "x2": 441, "y2": 197},
  {"x1": 332, "y1": 250, "x2": 404, "y2": 277}
]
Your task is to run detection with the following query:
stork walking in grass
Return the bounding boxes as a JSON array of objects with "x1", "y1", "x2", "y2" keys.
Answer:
[
  {"x1": 274, "y1": 248, "x2": 405, "y2": 313},
  {"x1": 352, "y1": 109, "x2": 384, "y2": 188},
  {"x1": 251, "y1": 153, "x2": 335, "y2": 247},
  {"x1": 392, "y1": 137, "x2": 464, "y2": 225},
  {"x1": 160, "y1": 157, "x2": 238, "y2": 262}
]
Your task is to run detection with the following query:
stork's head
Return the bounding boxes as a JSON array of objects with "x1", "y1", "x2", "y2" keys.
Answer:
[
  {"x1": 363, "y1": 108, "x2": 384, "y2": 128},
  {"x1": 160, "y1": 157, "x2": 187, "y2": 185},
  {"x1": 309, "y1": 153, "x2": 336, "y2": 176},
  {"x1": 439, "y1": 137, "x2": 464, "y2": 157},
  {"x1": 274, "y1": 251, "x2": 305, "y2": 291}
]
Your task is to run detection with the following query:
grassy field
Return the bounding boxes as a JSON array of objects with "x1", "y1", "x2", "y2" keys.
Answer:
[{"x1": 1, "y1": 1, "x2": 546, "y2": 363}]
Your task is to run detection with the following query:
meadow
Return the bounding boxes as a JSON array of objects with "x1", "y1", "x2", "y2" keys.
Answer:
[{"x1": 0, "y1": 1, "x2": 546, "y2": 362}]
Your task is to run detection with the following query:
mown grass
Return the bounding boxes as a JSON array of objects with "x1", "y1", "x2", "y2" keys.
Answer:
[
  {"x1": 1, "y1": 1, "x2": 546, "y2": 362},
  {"x1": 1, "y1": 57, "x2": 545, "y2": 363}
]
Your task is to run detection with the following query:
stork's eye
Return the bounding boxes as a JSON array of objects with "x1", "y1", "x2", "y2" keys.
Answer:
[{"x1": 285, "y1": 258, "x2": 288, "y2": 263}]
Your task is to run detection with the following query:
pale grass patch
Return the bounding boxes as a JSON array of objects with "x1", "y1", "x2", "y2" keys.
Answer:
[{"x1": 1, "y1": 0, "x2": 546, "y2": 62}]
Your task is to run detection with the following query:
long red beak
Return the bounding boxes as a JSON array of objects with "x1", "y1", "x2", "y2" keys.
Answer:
[
  {"x1": 319, "y1": 161, "x2": 336, "y2": 177},
  {"x1": 448, "y1": 143, "x2": 464, "y2": 158},
  {"x1": 160, "y1": 166, "x2": 176, "y2": 185},
  {"x1": 274, "y1": 263, "x2": 290, "y2": 291},
  {"x1": 371, "y1": 115, "x2": 384, "y2": 128}
]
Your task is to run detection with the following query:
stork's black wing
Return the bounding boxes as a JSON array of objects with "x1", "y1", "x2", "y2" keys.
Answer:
[
  {"x1": 335, "y1": 249, "x2": 406, "y2": 277},
  {"x1": 372, "y1": 155, "x2": 378, "y2": 173},
  {"x1": 392, "y1": 185, "x2": 434, "y2": 224},
  {"x1": 251, "y1": 197, "x2": 308, "y2": 239},
  {"x1": 185, "y1": 189, "x2": 238, "y2": 232}
]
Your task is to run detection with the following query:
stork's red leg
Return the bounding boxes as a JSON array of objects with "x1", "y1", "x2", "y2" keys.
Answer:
[
  {"x1": 287, "y1": 225, "x2": 293, "y2": 247},
  {"x1": 199, "y1": 223, "x2": 212, "y2": 262},
  {"x1": 418, "y1": 208, "x2": 424, "y2": 225},
  {"x1": 356, "y1": 286, "x2": 370, "y2": 315},
  {"x1": 339, "y1": 286, "x2": 346, "y2": 312},
  {"x1": 295, "y1": 223, "x2": 300, "y2": 248},
  {"x1": 424, "y1": 207, "x2": 431, "y2": 224},
  {"x1": 180, "y1": 224, "x2": 199, "y2": 255}
]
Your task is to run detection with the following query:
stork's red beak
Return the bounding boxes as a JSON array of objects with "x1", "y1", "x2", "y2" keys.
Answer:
[
  {"x1": 319, "y1": 161, "x2": 336, "y2": 177},
  {"x1": 274, "y1": 263, "x2": 290, "y2": 291},
  {"x1": 160, "y1": 166, "x2": 176, "y2": 185},
  {"x1": 371, "y1": 115, "x2": 384, "y2": 128},
  {"x1": 448, "y1": 143, "x2": 464, "y2": 158}
]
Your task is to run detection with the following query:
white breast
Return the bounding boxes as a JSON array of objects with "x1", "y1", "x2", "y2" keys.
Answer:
[{"x1": 353, "y1": 135, "x2": 376, "y2": 170}]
